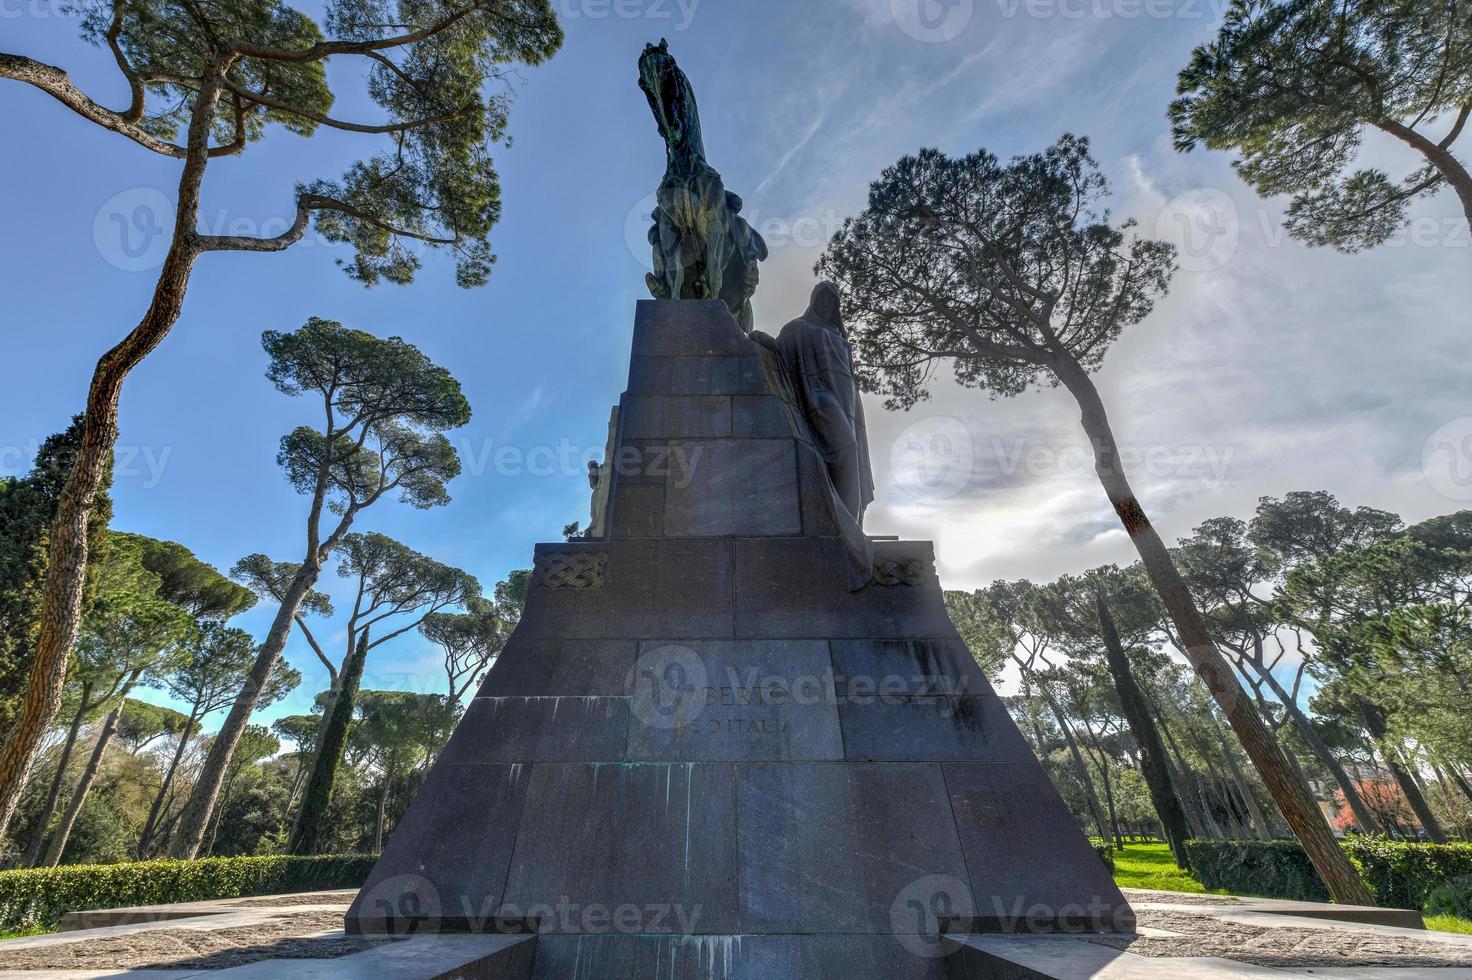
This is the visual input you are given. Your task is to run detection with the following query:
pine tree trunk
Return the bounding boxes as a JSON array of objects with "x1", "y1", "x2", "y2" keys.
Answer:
[
  {"x1": 137, "y1": 707, "x2": 197, "y2": 858},
  {"x1": 20, "y1": 691, "x2": 89, "y2": 867},
  {"x1": 43, "y1": 694, "x2": 126, "y2": 867},
  {"x1": 1053, "y1": 354, "x2": 1372, "y2": 904},
  {"x1": 1097, "y1": 596, "x2": 1193, "y2": 868},
  {"x1": 1358, "y1": 699, "x2": 1447, "y2": 843},
  {"x1": 289, "y1": 629, "x2": 369, "y2": 855},
  {"x1": 1253, "y1": 666, "x2": 1380, "y2": 834},
  {"x1": 1039, "y1": 688, "x2": 1111, "y2": 843},
  {"x1": 374, "y1": 772, "x2": 390, "y2": 854},
  {"x1": 1376, "y1": 117, "x2": 1472, "y2": 239},
  {"x1": 1215, "y1": 727, "x2": 1272, "y2": 841},
  {"x1": 0, "y1": 75, "x2": 222, "y2": 845},
  {"x1": 169, "y1": 559, "x2": 324, "y2": 859}
]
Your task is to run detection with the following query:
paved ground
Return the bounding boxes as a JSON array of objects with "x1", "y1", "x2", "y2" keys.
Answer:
[
  {"x1": 2, "y1": 888, "x2": 1470, "y2": 977},
  {"x1": 1098, "y1": 907, "x2": 1472, "y2": 969}
]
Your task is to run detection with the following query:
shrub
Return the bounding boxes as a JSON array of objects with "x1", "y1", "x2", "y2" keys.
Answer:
[
  {"x1": 1094, "y1": 843, "x2": 1115, "y2": 873},
  {"x1": 1426, "y1": 877, "x2": 1472, "y2": 920},
  {"x1": 1344, "y1": 838, "x2": 1472, "y2": 910},
  {"x1": 1185, "y1": 838, "x2": 1472, "y2": 910},
  {"x1": 1185, "y1": 840, "x2": 1327, "y2": 901},
  {"x1": 0, "y1": 854, "x2": 373, "y2": 934}
]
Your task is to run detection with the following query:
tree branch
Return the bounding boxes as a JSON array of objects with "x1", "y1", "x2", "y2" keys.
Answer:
[
  {"x1": 196, "y1": 193, "x2": 457, "y2": 253},
  {"x1": 230, "y1": 8, "x2": 477, "y2": 64},
  {"x1": 0, "y1": 52, "x2": 187, "y2": 157},
  {"x1": 218, "y1": 77, "x2": 474, "y2": 134}
]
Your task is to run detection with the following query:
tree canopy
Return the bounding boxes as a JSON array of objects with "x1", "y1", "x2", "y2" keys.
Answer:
[{"x1": 1171, "y1": 0, "x2": 1472, "y2": 250}]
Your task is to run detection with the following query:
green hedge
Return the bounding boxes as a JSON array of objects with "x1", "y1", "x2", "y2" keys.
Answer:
[
  {"x1": 0, "y1": 854, "x2": 373, "y2": 934},
  {"x1": 1185, "y1": 840, "x2": 1327, "y2": 901},
  {"x1": 1185, "y1": 838, "x2": 1472, "y2": 909},
  {"x1": 1093, "y1": 843, "x2": 1116, "y2": 873}
]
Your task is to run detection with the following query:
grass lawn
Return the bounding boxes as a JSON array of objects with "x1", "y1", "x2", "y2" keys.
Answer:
[
  {"x1": 1102, "y1": 840, "x2": 1223, "y2": 894},
  {"x1": 0, "y1": 924, "x2": 49, "y2": 940}
]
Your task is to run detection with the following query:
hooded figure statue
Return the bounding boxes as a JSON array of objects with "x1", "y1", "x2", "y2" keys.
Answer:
[
  {"x1": 753, "y1": 282, "x2": 876, "y2": 589},
  {"x1": 775, "y1": 282, "x2": 875, "y2": 523}
]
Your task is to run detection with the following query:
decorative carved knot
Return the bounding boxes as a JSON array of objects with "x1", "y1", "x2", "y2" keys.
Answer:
[
  {"x1": 533, "y1": 553, "x2": 607, "y2": 590},
  {"x1": 871, "y1": 558, "x2": 928, "y2": 587}
]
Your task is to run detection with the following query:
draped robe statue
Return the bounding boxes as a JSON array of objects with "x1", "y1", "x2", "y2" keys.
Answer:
[{"x1": 754, "y1": 283, "x2": 876, "y2": 588}]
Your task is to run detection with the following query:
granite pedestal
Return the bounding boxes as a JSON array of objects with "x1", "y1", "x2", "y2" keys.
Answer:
[{"x1": 344, "y1": 300, "x2": 1132, "y2": 977}]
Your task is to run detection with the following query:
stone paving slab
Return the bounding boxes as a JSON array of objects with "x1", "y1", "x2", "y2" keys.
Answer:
[
  {"x1": 58, "y1": 892, "x2": 357, "y2": 931},
  {"x1": 946, "y1": 934, "x2": 1289, "y2": 978}
]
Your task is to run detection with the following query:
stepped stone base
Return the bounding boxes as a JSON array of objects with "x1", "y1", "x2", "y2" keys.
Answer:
[{"x1": 344, "y1": 301, "x2": 1132, "y2": 976}]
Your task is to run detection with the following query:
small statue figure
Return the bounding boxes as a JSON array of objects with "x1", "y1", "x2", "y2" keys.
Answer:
[{"x1": 638, "y1": 39, "x2": 768, "y2": 331}]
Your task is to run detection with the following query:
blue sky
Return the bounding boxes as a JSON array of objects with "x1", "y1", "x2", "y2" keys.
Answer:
[{"x1": 3, "y1": 0, "x2": 1470, "y2": 729}]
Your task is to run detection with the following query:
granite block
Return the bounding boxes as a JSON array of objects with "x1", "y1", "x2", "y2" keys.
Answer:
[
  {"x1": 515, "y1": 539, "x2": 734, "y2": 640},
  {"x1": 529, "y1": 934, "x2": 952, "y2": 979},
  {"x1": 621, "y1": 395, "x2": 731, "y2": 439},
  {"x1": 735, "y1": 762, "x2": 973, "y2": 933},
  {"x1": 346, "y1": 762, "x2": 532, "y2": 934},
  {"x1": 670, "y1": 355, "x2": 770, "y2": 396},
  {"x1": 610, "y1": 482, "x2": 666, "y2": 537},
  {"x1": 838, "y1": 694, "x2": 1034, "y2": 764},
  {"x1": 625, "y1": 640, "x2": 842, "y2": 762},
  {"x1": 481, "y1": 640, "x2": 639, "y2": 698},
  {"x1": 732, "y1": 539, "x2": 954, "y2": 638},
  {"x1": 942, "y1": 762, "x2": 1135, "y2": 933},
  {"x1": 664, "y1": 440, "x2": 800, "y2": 537},
  {"x1": 730, "y1": 395, "x2": 792, "y2": 438},
  {"x1": 503, "y1": 763, "x2": 740, "y2": 933},
  {"x1": 829, "y1": 638, "x2": 993, "y2": 698},
  {"x1": 632, "y1": 300, "x2": 750, "y2": 356},
  {"x1": 439, "y1": 696, "x2": 629, "y2": 764}
]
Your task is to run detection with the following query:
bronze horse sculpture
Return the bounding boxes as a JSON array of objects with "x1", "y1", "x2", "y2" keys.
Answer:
[{"x1": 638, "y1": 39, "x2": 767, "y2": 331}]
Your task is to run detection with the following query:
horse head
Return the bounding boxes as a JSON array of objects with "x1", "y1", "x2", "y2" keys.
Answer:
[{"x1": 638, "y1": 38, "x2": 707, "y2": 171}]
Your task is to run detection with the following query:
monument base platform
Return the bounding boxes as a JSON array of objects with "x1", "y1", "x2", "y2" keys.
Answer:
[{"x1": 344, "y1": 301, "x2": 1132, "y2": 976}]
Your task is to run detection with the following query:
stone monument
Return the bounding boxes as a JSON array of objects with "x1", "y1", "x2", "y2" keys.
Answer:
[{"x1": 344, "y1": 41, "x2": 1131, "y2": 979}]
